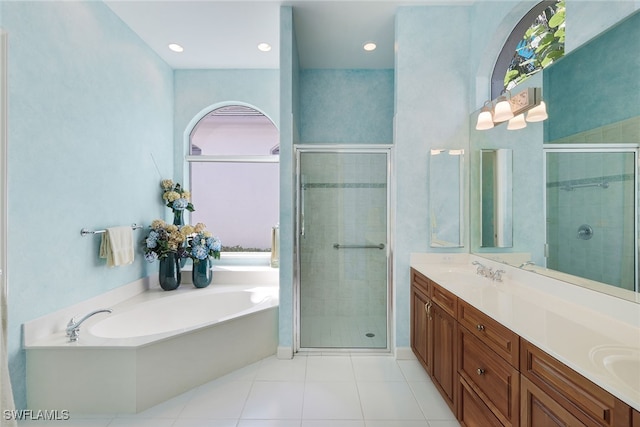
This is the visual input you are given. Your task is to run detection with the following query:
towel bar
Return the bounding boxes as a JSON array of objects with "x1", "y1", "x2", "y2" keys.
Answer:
[{"x1": 81, "y1": 224, "x2": 143, "y2": 237}]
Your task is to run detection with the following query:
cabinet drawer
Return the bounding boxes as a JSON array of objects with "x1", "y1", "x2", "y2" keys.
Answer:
[
  {"x1": 459, "y1": 375, "x2": 504, "y2": 427},
  {"x1": 411, "y1": 268, "x2": 432, "y2": 296},
  {"x1": 459, "y1": 299, "x2": 519, "y2": 367},
  {"x1": 459, "y1": 327, "x2": 520, "y2": 426},
  {"x1": 432, "y1": 282, "x2": 457, "y2": 318},
  {"x1": 521, "y1": 339, "x2": 631, "y2": 427}
]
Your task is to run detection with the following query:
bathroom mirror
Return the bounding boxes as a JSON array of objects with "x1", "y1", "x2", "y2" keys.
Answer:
[
  {"x1": 480, "y1": 149, "x2": 512, "y2": 248},
  {"x1": 470, "y1": 9, "x2": 640, "y2": 302},
  {"x1": 430, "y1": 149, "x2": 464, "y2": 247}
]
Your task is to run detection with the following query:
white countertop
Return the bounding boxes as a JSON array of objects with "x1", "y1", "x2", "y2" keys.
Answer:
[{"x1": 410, "y1": 253, "x2": 640, "y2": 411}]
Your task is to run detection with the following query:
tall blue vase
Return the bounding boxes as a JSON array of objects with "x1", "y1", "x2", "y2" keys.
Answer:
[
  {"x1": 192, "y1": 257, "x2": 213, "y2": 288},
  {"x1": 158, "y1": 252, "x2": 181, "y2": 291}
]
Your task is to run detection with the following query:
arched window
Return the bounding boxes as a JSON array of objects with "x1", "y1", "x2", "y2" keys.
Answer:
[
  {"x1": 187, "y1": 105, "x2": 279, "y2": 254},
  {"x1": 491, "y1": 0, "x2": 565, "y2": 99}
]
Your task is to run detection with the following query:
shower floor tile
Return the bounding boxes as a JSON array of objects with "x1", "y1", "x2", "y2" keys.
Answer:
[{"x1": 300, "y1": 315, "x2": 387, "y2": 348}]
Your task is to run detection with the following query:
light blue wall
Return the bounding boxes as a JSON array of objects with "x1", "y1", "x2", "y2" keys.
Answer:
[
  {"x1": 3, "y1": 1, "x2": 174, "y2": 409},
  {"x1": 278, "y1": 6, "x2": 298, "y2": 352},
  {"x1": 173, "y1": 69, "x2": 280, "y2": 184},
  {"x1": 299, "y1": 69, "x2": 394, "y2": 144},
  {"x1": 545, "y1": 10, "x2": 640, "y2": 141},
  {"x1": 394, "y1": 6, "x2": 471, "y2": 348}
]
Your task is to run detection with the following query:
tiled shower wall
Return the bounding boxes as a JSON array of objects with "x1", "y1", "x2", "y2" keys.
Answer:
[{"x1": 546, "y1": 144, "x2": 636, "y2": 290}]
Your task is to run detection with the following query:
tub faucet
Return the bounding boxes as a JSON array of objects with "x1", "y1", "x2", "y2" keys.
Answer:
[{"x1": 66, "y1": 309, "x2": 112, "y2": 342}]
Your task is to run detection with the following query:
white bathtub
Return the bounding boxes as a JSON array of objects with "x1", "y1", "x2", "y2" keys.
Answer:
[
  {"x1": 89, "y1": 285, "x2": 278, "y2": 342},
  {"x1": 24, "y1": 274, "x2": 279, "y2": 414}
]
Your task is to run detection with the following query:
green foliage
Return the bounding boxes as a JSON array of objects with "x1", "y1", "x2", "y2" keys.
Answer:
[{"x1": 503, "y1": 0, "x2": 565, "y2": 89}]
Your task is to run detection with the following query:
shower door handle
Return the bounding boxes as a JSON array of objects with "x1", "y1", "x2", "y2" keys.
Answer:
[{"x1": 333, "y1": 243, "x2": 385, "y2": 250}]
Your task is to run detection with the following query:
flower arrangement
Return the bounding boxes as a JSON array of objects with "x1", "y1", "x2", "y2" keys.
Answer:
[
  {"x1": 143, "y1": 219, "x2": 189, "y2": 262},
  {"x1": 161, "y1": 179, "x2": 194, "y2": 214},
  {"x1": 185, "y1": 223, "x2": 222, "y2": 263}
]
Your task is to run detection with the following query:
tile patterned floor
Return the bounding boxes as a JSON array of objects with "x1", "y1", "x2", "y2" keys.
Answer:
[{"x1": 17, "y1": 354, "x2": 461, "y2": 427}]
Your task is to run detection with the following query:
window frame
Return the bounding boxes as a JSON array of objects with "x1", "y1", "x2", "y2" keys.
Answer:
[
  {"x1": 186, "y1": 105, "x2": 279, "y2": 265},
  {"x1": 491, "y1": 1, "x2": 558, "y2": 99}
]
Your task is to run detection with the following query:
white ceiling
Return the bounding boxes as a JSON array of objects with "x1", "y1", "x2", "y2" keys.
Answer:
[{"x1": 104, "y1": 0, "x2": 472, "y2": 70}]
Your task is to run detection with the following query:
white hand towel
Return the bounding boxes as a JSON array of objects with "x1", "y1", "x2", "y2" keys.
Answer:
[{"x1": 100, "y1": 226, "x2": 135, "y2": 267}]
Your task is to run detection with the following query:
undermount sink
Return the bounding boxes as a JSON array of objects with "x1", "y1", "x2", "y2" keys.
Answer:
[{"x1": 589, "y1": 345, "x2": 640, "y2": 391}]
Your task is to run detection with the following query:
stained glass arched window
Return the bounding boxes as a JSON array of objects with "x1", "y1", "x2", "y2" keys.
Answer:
[{"x1": 491, "y1": 1, "x2": 565, "y2": 99}]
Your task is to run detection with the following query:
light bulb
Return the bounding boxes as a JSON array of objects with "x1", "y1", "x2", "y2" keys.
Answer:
[
  {"x1": 476, "y1": 110, "x2": 494, "y2": 130},
  {"x1": 526, "y1": 101, "x2": 548, "y2": 122},
  {"x1": 493, "y1": 96, "x2": 514, "y2": 122},
  {"x1": 507, "y1": 113, "x2": 527, "y2": 130}
]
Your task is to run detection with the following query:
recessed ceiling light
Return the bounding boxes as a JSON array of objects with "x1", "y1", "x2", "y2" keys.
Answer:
[
  {"x1": 257, "y1": 42, "x2": 272, "y2": 52},
  {"x1": 363, "y1": 42, "x2": 377, "y2": 52},
  {"x1": 168, "y1": 43, "x2": 184, "y2": 53}
]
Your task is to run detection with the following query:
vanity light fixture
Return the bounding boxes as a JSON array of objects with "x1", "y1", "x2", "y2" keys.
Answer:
[
  {"x1": 475, "y1": 87, "x2": 547, "y2": 131},
  {"x1": 493, "y1": 92, "x2": 515, "y2": 122},
  {"x1": 507, "y1": 113, "x2": 527, "y2": 130},
  {"x1": 475, "y1": 101, "x2": 495, "y2": 130},
  {"x1": 257, "y1": 42, "x2": 272, "y2": 52},
  {"x1": 168, "y1": 43, "x2": 184, "y2": 53},
  {"x1": 363, "y1": 42, "x2": 377, "y2": 52},
  {"x1": 525, "y1": 100, "x2": 548, "y2": 122}
]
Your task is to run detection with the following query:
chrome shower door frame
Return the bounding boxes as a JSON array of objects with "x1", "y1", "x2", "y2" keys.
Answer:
[{"x1": 294, "y1": 144, "x2": 393, "y2": 353}]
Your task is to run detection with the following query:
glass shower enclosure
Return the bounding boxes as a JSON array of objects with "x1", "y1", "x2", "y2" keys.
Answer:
[
  {"x1": 295, "y1": 146, "x2": 391, "y2": 350},
  {"x1": 545, "y1": 145, "x2": 638, "y2": 292}
]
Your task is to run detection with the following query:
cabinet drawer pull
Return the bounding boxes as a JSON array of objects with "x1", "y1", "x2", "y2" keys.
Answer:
[
  {"x1": 477, "y1": 368, "x2": 485, "y2": 375},
  {"x1": 476, "y1": 324, "x2": 485, "y2": 332}
]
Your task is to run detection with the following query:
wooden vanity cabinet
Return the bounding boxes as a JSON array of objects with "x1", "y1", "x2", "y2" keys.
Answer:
[
  {"x1": 431, "y1": 293, "x2": 457, "y2": 412},
  {"x1": 410, "y1": 269, "x2": 432, "y2": 373},
  {"x1": 457, "y1": 301, "x2": 520, "y2": 427},
  {"x1": 410, "y1": 269, "x2": 637, "y2": 427},
  {"x1": 521, "y1": 339, "x2": 632, "y2": 427},
  {"x1": 410, "y1": 269, "x2": 457, "y2": 413}
]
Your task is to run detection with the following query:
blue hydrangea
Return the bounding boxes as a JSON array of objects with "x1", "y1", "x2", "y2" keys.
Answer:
[
  {"x1": 146, "y1": 236, "x2": 158, "y2": 248},
  {"x1": 208, "y1": 237, "x2": 222, "y2": 252},
  {"x1": 144, "y1": 252, "x2": 158, "y2": 262},
  {"x1": 192, "y1": 245, "x2": 209, "y2": 260},
  {"x1": 192, "y1": 234, "x2": 204, "y2": 246},
  {"x1": 172, "y1": 198, "x2": 188, "y2": 210}
]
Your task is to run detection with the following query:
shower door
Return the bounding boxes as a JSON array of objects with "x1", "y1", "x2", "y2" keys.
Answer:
[
  {"x1": 545, "y1": 146, "x2": 638, "y2": 292},
  {"x1": 296, "y1": 146, "x2": 390, "y2": 350}
]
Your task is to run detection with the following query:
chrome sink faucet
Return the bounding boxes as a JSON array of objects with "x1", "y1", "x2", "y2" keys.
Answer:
[
  {"x1": 519, "y1": 261, "x2": 535, "y2": 269},
  {"x1": 471, "y1": 260, "x2": 492, "y2": 278},
  {"x1": 66, "y1": 309, "x2": 112, "y2": 342}
]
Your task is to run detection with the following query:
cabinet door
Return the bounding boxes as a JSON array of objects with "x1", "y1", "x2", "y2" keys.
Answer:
[
  {"x1": 459, "y1": 375, "x2": 504, "y2": 427},
  {"x1": 521, "y1": 375, "x2": 585, "y2": 427},
  {"x1": 432, "y1": 302, "x2": 457, "y2": 412},
  {"x1": 411, "y1": 285, "x2": 432, "y2": 374},
  {"x1": 521, "y1": 339, "x2": 631, "y2": 427}
]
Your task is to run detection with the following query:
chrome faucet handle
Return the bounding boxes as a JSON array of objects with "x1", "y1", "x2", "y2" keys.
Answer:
[{"x1": 492, "y1": 269, "x2": 506, "y2": 282}]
